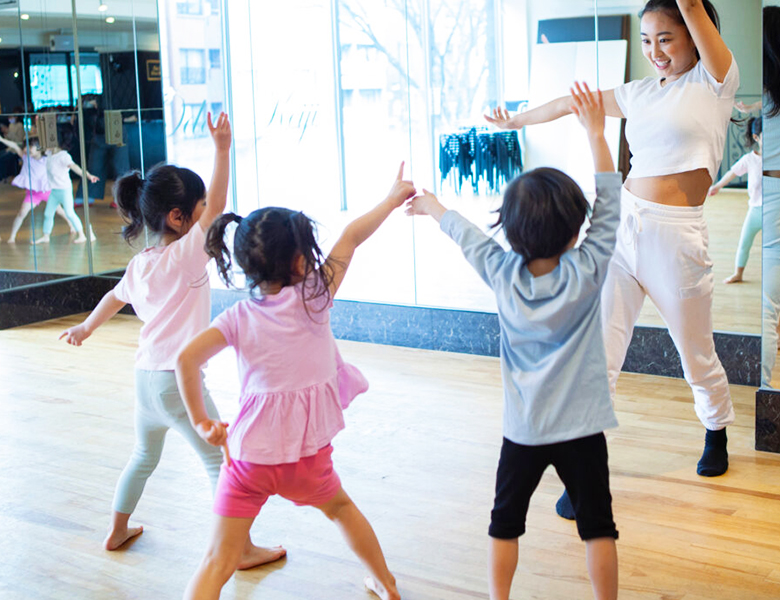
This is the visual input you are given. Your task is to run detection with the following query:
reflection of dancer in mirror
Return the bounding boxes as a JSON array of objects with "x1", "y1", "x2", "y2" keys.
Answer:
[
  {"x1": 761, "y1": 6, "x2": 780, "y2": 386},
  {"x1": 0, "y1": 135, "x2": 76, "y2": 244},
  {"x1": 59, "y1": 114, "x2": 283, "y2": 570},
  {"x1": 176, "y1": 164, "x2": 414, "y2": 600},
  {"x1": 486, "y1": 0, "x2": 738, "y2": 519},
  {"x1": 709, "y1": 116, "x2": 762, "y2": 284},
  {"x1": 411, "y1": 83, "x2": 619, "y2": 600},
  {"x1": 37, "y1": 129, "x2": 98, "y2": 244}
]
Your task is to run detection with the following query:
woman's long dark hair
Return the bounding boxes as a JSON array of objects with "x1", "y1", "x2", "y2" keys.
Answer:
[
  {"x1": 765, "y1": 6, "x2": 780, "y2": 117},
  {"x1": 114, "y1": 164, "x2": 206, "y2": 243},
  {"x1": 205, "y1": 207, "x2": 336, "y2": 317}
]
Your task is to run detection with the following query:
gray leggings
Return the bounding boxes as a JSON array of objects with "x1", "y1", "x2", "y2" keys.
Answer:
[
  {"x1": 43, "y1": 187, "x2": 84, "y2": 235},
  {"x1": 112, "y1": 370, "x2": 223, "y2": 514}
]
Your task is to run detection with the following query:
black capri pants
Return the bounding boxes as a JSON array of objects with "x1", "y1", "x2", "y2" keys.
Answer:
[{"x1": 489, "y1": 432, "x2": 618, "y2": 541}]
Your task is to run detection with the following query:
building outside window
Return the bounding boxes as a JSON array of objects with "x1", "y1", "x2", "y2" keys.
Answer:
[
  {"x1": 176, "y1": 0, "x2": 202, "y2": 15},
  {"x1": 179, "y1": 49, "x2": 205, "y2": 84}
]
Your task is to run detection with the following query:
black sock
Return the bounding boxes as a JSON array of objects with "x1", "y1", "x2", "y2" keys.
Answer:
[
  {"x1": 555, "y1": 489, "x2": 576, "y2": 520},
  {"x1": 696, "y1": 427, "x2": 728, "y2": 477}
]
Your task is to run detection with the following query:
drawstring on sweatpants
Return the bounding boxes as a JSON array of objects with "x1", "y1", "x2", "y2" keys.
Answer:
[{"x1": 622, "y1": 201, "x2": 646, "y2": 246}]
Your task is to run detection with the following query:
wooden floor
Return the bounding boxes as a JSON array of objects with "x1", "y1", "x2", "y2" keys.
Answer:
[
  {"x1": 0, "y1": 184, "x2": 763, "y2": 334},
  {"x1": 1, "y1": 315, "x2": 779, "y2": 599}
]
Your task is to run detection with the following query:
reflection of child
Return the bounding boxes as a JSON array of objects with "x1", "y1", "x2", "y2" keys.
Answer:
[
  {"x1": 0, "y1": 134, "x2": 75, "y2": 244},
  {"x1": 708, "y1": 116, "x2": 763, "y2": 283},
  {"x1": 36, "y1": 137, "x2": 98, "y2": 245},
  {"x1": 175, "y1": 165, "x2": 414, "y2": 600},
  {"x1": 408, "y1": 83, "x2": 619, "y2": 600}
]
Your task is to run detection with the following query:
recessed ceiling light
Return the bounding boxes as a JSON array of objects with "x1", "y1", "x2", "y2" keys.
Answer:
[
  {"x1": 21, "y1": 13, "x2": 30, "y2": 20},
  {"x1": 106, "y1": 16, "x2": 115, "y2": 23},
  {"x1": 98, "y1": 3, "x2": 108, "y2": 11}
]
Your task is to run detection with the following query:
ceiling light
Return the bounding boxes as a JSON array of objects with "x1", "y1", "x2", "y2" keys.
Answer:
[
  {"x1": 106, "y1": 16, "x2": 115, "y2": 23},
  {"x1": 21, "y1": 13, "x2": 30, "y2": 20},
  {"x1": 98, "y1": 3, "x2": 108, "y2": 11}
]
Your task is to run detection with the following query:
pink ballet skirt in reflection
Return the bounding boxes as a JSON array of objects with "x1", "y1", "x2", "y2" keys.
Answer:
[{"x1": 12, "y1": 154, "x2": 50, "y2": 193}]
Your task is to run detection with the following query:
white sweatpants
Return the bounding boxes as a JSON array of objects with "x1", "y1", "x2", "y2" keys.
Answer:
[{"x1": 601, "y1": 187, "x2": 735, "y2": 430}]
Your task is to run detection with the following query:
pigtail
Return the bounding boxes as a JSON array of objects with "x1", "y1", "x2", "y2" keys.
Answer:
[
  {"x1": 288, "y1": 211, "x2": 333, "y2": 315},
  {"x1": 206, "y1": 213, "x2": 243, "y2": 288},
  {"x1": 744, "y1": 116, "x2": 762, "y2": 148},
  {"x1": 114, "y1": 170, "x2": 146, "y2": 242}
]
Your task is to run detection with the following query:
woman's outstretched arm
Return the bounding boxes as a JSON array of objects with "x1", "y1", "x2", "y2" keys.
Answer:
[{"x1": 484, "y1": 89, "x2": 623, "y2": 129}]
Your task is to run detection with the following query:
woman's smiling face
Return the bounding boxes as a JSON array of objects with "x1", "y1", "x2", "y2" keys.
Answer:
[{"x1": 640, "y1": 10, "x2": 698, "y2": 81}]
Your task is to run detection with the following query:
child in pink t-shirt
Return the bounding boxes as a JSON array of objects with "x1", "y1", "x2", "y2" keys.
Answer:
[
  {"x1": 59, "y1": 113, "x2": 283, "y2": 570},
  {"x1": 175, "y1": 163, "x2": 416, "y2": 600}
]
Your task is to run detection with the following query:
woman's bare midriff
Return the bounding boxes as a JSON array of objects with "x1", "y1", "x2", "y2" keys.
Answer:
[{"x1": 624, "y1": 168, "x2": 712, "y2": 206}]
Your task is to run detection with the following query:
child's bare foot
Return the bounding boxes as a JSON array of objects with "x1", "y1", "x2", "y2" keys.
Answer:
[
  {"x1": 103, "y1": 524, "x2": 143, "y2": 550},
  {"x1": 33, "y1": 234, "x2": 50, "y2": 245},
  {"x1": 723, "y1": 273, "x2": 744, "y2": 284},
  {"x1": 236, "y1": 544, "x2": 287, "y2": 570},
  {"x1": 364, "y1": 575, "x2": 400, "y2": 600},
  {"x1": 7, "y1": 237, "x2": 14, "y2": 244}
]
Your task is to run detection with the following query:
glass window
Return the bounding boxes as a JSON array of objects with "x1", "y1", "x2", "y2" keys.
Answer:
[
  {"x1": 209, "y1": 49, "x2": 221, "y2": 69},
  {"x1": 180, "y1": 49, "x2": 206, "y2": 84},
  {"x1": 29, "y1": 53, "x2": 71, "y2": 110},
  {"x1": 177, "y1": 0, "x2": 202, "y2": 16}
]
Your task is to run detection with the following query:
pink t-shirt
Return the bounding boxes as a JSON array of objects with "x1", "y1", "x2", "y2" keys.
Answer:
[
  {"x1": 730, "y1": 151, "x2": 762, "y2": 208},
  {"x1": 212, "y1": 280, "x2": 368, "y2": 465},
  {"x1": 113, "y1": 222, "x2": 211, "y2": 371}
]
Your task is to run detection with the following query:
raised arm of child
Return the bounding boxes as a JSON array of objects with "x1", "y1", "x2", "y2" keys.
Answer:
[
  {"x1": 175, "y1": 328, "x2": 231, "y2": 457},
  {"x1": 708, "y1": 170, "x2": 738, "y2": 195},
  {"x1": 198, "y1": 112, "x2": 232, "y2": 232},
  {"x1": 326, "y1": 161, "x2": 416, "y2": 296},
  {"x1": 569, "y1": 81, "x2": 614, "y2": 173},
  {"x1": 0, "y1": 134, "x2": 23, "y2": 158},
  {"x1": 569, "y1": 81, "x2": 622, "y2": 288},
  {"x1": 58, "y1": 290, "x2": 127, "y2": 345},
  {"x1": 68, "y1": 160, "x2": 99, "y2": 183}
]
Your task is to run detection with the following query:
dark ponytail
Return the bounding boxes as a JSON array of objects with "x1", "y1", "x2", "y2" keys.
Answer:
[
  {"x1": 113, "y1": 163, "x2": 207, "y2": 244},
  {"x1": 288, "y1": 211, "x2": 335, "y2": 307},
  {"x1": 114, "y1": 170, "x2": 146, "y2": 242},
  {"x1": 205, "y1": 213, "x2": 243, "y2": 287},
  {"x1": 744, "y1": 116, "x2": 762, "y2": 148}
]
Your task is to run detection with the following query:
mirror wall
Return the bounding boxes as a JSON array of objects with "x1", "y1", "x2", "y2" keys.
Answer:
[
  {"x1": 1, "y1": 0, "x2": 764, "y2": 352},
  {"x1": 763, "y1": 0, "x2": 780, "y2": 388},
  {"x1": 0, "y1": 0, "x2": 162, "y2": 286}
]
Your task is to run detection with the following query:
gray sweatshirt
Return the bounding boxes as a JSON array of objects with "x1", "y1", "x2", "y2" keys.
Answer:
[{"x1": 439, "y1": 172, "x2": 623, "y2": 445}]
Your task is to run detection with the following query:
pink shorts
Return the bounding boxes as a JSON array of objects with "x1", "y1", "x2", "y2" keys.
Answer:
[
  {"x1": 23, "y1": 190, "x2": 50, "y2": 206},
  {"x1": 213, "y1": 444, "x2": 342, "y2": 518}
]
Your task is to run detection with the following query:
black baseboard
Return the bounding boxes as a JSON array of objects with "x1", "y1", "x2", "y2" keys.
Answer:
[{"x1": 756, "y1": 389, "x2": 780, "y2": 452}]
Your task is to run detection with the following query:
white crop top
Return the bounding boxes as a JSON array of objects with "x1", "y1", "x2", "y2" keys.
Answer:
[{"x1": 614, "y1": 56, "x2": 739, "y2": 182}]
